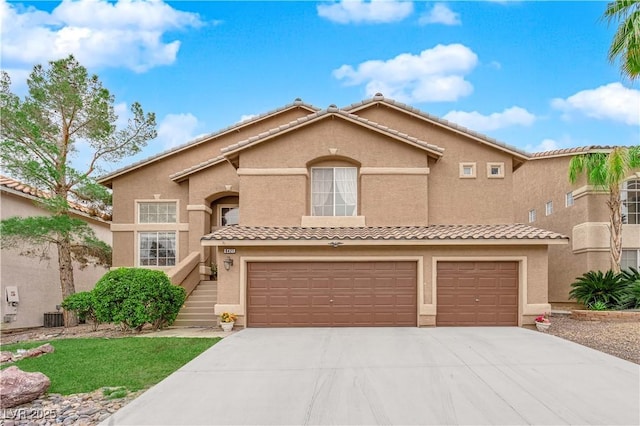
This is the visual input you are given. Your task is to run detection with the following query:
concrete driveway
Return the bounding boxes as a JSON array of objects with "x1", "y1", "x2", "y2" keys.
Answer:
[{"x1": 103, "y1": 327, "x2": 639, "y2": 425}]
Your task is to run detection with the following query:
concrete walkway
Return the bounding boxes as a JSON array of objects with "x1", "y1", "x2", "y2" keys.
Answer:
[{"x1": 104, "y1": 327, "x2": 639, "y2": 425}]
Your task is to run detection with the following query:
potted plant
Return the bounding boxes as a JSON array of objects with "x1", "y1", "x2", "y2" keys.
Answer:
[
  {"x1": 219, "y1": 312, "x2": 237, "y2": 332},
  {"x1": 534, "y1": 313, "x2": 551, "y2": 331}
]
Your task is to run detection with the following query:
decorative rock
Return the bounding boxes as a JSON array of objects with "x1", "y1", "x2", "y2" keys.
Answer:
[
  {"x1": 0, "y1": 366, "x2": 51, "y2": 408},
  {"x1": 1, "y1": 351, "x2": 14, "y2": 363},
  {"x1": 23, "y1": 343, "x2": 55, "y2": 359}
]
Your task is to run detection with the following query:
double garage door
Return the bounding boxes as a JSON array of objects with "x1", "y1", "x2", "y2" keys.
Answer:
[{"x1": 246, "y1": 260, "x2": 518, "y2": 327}]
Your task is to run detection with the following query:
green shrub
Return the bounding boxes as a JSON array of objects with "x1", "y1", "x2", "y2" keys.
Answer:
[
  {"x1": 568, "y1": 270, "x2": 626, "y2": 309},
  {"x1": 61, "y1": 291, "x2": 100, "y2": 331},
  {"x1": 589, "y1": 300, "x2": 609, "y2": 311},
  {"x1": 619, "y1": 267, "x2": 640, "y2": 309},
  {"x1": 93, "y1": 268, "x2": 186, "y2": 332}
]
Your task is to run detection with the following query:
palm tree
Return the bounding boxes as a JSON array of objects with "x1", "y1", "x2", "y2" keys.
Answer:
[
  {"x1": 603, "y1": 0, "x2": 640, "y2": 80},
  {"x1": 569, "y1": 146, "x2": 640, "y2": 272}
]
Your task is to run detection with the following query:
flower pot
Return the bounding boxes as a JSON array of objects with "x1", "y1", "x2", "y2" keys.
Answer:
[
  {"x1": 221, "y1": 321, "x2": 234, "y2": 332},
  {"x1": 535, "y1": 321, "x2": 550, "y2": 331}
]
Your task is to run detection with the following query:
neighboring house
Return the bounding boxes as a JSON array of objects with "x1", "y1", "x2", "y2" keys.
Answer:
[
  {"x1": 98, "y1": 95, "x2": 570, "y2": 328},
  {"x1": 514, "y1": 147, "x2": 640, "y2": 307},
  {"x1": 0, "y1": 176, "x2": 111, "y2": 330}
]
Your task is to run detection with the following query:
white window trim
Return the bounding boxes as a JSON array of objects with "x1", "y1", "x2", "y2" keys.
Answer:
[
  {"x1": 136, "y1": 231, "x2": 178, "y2": 268},
  {"x1": 218, "y1": 204, "x2": 239, "y2": 227},
  {"x1": 528, "y1": 209, "x2": 536, "y2": 223},
  {"x1": 565, "y1": 191, "x2": 574, "y2": 207},
  {"x1": 310, "y1": 166, "x2": 358, "y2": 217},
  {"x1": 136, "y1": 199, "x2": 180, "y2": 224},
  {"x1": 459, "y1": 162, "x2": 476, "y2": 179},
  {"x1": 486, "y1": 162, "x2": 505, "y2": 179},
  {"x1": 545, "y1": 201, "x2": 553, "y2": 216}
]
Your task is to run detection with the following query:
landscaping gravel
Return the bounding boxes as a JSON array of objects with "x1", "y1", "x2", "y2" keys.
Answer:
[{"x1": 544, "y1": 313, "x2": 640, "y2": 364}]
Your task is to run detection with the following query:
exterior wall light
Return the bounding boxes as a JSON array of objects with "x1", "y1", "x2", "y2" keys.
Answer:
[{"x1": 223, "y1": 256, "x2": 234, "y2": 271}]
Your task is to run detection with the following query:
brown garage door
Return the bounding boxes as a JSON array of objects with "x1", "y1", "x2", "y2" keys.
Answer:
[
  {"x1": 247, "y1": 261, "x2": 417, "y2": 327},
  {"x1": 437, "y1": 261, "x2": 518, "y2": 326}
]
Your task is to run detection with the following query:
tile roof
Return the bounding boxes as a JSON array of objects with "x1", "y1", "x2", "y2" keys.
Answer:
[
  {"x1": 0, "y1": 175, "x2": 111, "y2": 221},
  {"x1": 219, "y1": 106, "x2": 445, "y2": 157},
  {"x1": 97, "y1": 99, "x2": 320, "y2": 185},
  {"x1": 343, "y1": 94, "x2": 530, "y2": 160},
  {"x1": 202, "y1": 224, "x2": 567, "y2": 243},
  {"x1": 529, "y1": 145, "x2": 617, "y2": 159},
  {"x1": 169, "y1": 155, "x2": 226, "y2": 182}
]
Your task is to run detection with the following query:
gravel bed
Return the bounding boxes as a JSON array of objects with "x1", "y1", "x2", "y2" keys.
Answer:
[{"x1": 544, "y1": 313, "x2": 640, "y2": 364}]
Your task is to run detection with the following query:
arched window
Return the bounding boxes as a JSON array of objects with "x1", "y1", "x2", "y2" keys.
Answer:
[{"x1": 622, "y1": 179, "x2": 639, "y2": 225}]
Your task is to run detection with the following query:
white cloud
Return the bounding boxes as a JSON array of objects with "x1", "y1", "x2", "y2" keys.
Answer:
[
  {"x1": 551, "y1": 83, "x2": 640, "y2": 126},
  {"x1": 333, "y1": 44, "x2": 478, "y2": 103},
  {"x1": 419, "y1": 3, "x2": 460, "y2": 26},
  {"x1": 317, "y1": 0, "x2": 413, "y2": 24},
  {"x1": 0, "y1": 0, "x2": 203, "y2": 73},
  {"x1": 443, "y1": 106, "x2": 536, "y2": 132},
  {"x1": 239, "y1": 114, "x2": 259, "y2": 123},
  {"x1": 525, "y1": 138, "x2": 560, "y2": 153},
  {"x1": 157, "y1": 113, "x2": 201, "y2": 149}
]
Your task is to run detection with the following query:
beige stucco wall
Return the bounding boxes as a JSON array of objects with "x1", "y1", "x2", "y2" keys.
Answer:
[
  {"x1": 212, "y1": 243, "x2": 549, "y2": 327},
  {"x1": 353, "y1": 105, "x2": 516, "y2": 224},
  {"x1": 0, "y1": 192, "x2": 111, "y2": 329}
]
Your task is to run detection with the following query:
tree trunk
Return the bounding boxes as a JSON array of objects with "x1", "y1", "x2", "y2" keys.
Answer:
[
  {"x1": 608, "y1": 185, "x2": 623, "y2": 273},
  {"x1": 57, "y1": 236, "x2": 78, "y2": 327}
]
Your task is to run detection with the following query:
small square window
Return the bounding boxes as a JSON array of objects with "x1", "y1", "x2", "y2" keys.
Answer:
[
  {"x1": 486, "y1": 162, "x2": 505, "y2": 178},
  {"x1": 545, "y1": 201, "x2": 553, "y2": 216},
  {"x1": 565, "y1": 191, "x2": 574, "y2": 207},
  {"x1": 459, "y1": 162, "x2": 476, "y2": 178},
  {"x1": 528, "y1": 209, "x2": 536, "y2": 223}
]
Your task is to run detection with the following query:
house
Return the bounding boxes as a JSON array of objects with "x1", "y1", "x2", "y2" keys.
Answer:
[
  {"x1": 98, "y1": 94, "x2": 573, "y2": 328},
  {"x1": 0, "y1": 176, "x2": 112, "y2": 329},
  {"x1": 514, "y1": 147, "x2": 640, "y2": 307}
]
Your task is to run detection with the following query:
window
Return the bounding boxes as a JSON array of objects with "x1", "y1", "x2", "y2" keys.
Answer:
[
  {"x1": 528, "y1": 209, "x2": 536, "y2": 223},
  {"x1": 459, "y1": 162, "x2": 476, "y2": 178},
  {"x1": 545, "y1": 201, "x2": 553, "y2": 216},
  {"x1": 139, "y1": 232, "x2": 176, "y2": 266},
  {"x1": 220, "y1": 206, "x2": 239, "y2": 226},
  {"x1": 622, "y1": 179, "x2": 639, "y2": 224},
  {"x1": 311, "y1": 167, "x2": 357, "y2": 216},
  {"x1": 486, "y1": 162, "x2": 504, "y2": 178},
  {"x1": 139, "y1": 202, "x2": 176, "y2": 223},
  {"x1": 565, "y1": 191, "x2": 574, "y2": 207},
  {"x1": 621, "y1": 249, "x2": 640, "y2": 271}
]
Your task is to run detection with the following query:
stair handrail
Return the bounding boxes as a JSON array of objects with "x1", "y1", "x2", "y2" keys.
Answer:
[{"x1": 167, "y1": 251, "x2": 201, "y2": 296}]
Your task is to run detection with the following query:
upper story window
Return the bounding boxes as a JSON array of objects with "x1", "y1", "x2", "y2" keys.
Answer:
[
  {"x1": 220, "y1": 205, "x2": 239, "y2": 226},
  {"x1": 528, "y1": 209, "x2": 536, "y2": 223},
  {"x1": 311, "y1": 167, "x2": 357, "y2": 216},
  {"x1": 139, "y1": 202, "x2": 177, "y2": 223},
  {"x1": 545, "y1": 201, "x2": 553, "y2": 216},
  {"x1": 459, "y1": 162, "x2": 476, "y2": 179},
  {"x1": 486, "y1": 162, "x2": 504, "y2": 179},
  {"x1": 565, "y1": 191, "x2": 574, "y2": 207},
  {"x1": 622, "y1": 179, "x2": 639, "y2": 224}
]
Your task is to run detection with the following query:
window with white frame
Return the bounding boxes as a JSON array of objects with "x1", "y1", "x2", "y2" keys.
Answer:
[
  {"x1": 138, "y1": 202, "x2": 177, "y2": 223},
  {"x1": 528, "y1": 209, "x2": 536, "y2": 223},
  {"x1": 139, "y1": 232, "x2": 176, "y2": 266},
  {"x1": 621, "y1": 249, "x2": 640, "y2": 271},
  {"x1": 486, "y1": 162, "x2": 504, "y2": 178},
  {"x1": 459, "y1": 162, "x2": 476, "y2": 178},
  {"x1": 545, "y1": 201, "x2": 553, "y2": 216},
  {"x1": 311, "y1": 167, "x2": 357, "y2": 216},
  {"x1": 622, "y1": 179, "x2": 639, "y2": 224},
  {"x1": 565, "y1": 191, "x2": 574, "y2": 207}
]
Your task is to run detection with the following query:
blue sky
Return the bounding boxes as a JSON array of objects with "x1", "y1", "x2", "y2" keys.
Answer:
[{"x1": 1, "y1": 0, "x2": 638, "y2": 173}]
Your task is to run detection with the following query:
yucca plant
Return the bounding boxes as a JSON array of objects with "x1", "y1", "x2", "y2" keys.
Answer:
[
  {"x1": 569, "y1": 270, "x2": 627, "y2": 309},
  {"x1": 619, "y1": 267, "x2": 640, "y2": 309}
]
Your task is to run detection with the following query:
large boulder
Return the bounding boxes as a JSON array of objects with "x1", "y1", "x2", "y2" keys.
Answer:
[
  {"x1": 0, "y1": 351, "x2": 13, "y2": 363},
  {"x1": 0, "y1": 366, "x2": 50, "y2": 408}
]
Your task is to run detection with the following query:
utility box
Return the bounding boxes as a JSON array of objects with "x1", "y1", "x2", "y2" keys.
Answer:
[{"x1": 5, "y1": 286, "x2": 19, "y2": 314}]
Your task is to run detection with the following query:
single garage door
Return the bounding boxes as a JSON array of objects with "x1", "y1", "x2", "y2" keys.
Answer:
[
  {"x1": 247, "y1": 261, "x2": 417, "y2": 327},
  {"x1": 437, "y1": 261, "x2": 518, "y2": 326}
]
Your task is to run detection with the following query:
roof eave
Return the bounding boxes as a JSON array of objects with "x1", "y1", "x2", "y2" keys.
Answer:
[{"x1": 201, "y1": 238, "x2": 568, "y2": 247}]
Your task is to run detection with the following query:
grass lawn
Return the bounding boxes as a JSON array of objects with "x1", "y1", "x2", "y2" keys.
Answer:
[{"x1": 0, "y1": 337, "x2": 220, "y2": 395}]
